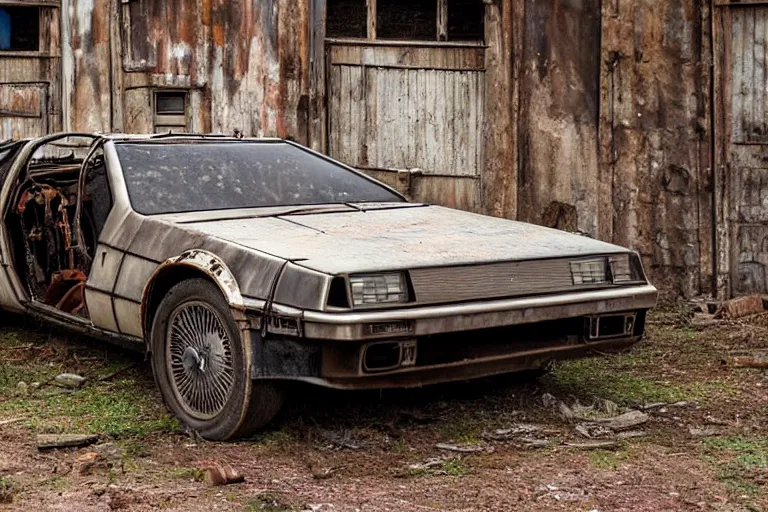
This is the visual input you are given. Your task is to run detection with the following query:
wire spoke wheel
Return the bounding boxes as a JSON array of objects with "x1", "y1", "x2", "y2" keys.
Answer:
[{"x1": 166, "y1": 301, "x2": 235, "y2": 420}]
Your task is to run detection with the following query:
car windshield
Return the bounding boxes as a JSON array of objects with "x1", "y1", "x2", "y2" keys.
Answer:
[{"x1": 115, "y1": 141, "x2": 404, "y2": 215}]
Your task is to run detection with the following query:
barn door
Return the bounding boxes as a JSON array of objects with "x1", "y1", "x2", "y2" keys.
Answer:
[
  {"x1": 716, "y1": 4, "x2": 768, "y2": 296},
  {"x1": 324, "y1": 0, "x2": 487, "y2": 212}
]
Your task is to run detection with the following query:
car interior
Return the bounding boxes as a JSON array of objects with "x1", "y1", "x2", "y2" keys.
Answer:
[{"x1": 3, "y1": 135, "x2": 112, "y2": 318}]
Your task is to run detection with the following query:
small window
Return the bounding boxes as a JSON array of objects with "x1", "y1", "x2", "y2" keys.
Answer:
[
  {"x1": 325, "y1": 0, "x2": 484, "y2": 42},
  {"x1": 377, "y1": 0, "x2": 436, "y2": 40},
  {"x1": 154, "y1": 91, "x2": 188, "y2": 133},
  {"x1": 326, "y1": 0, "x2": 367, "y2": 38},
  {"x1": 447, "y1": 0, "x2": 484, "y2": 41},
  {"x1": 0, "y1": 7, "x2": 40, "y2": 51}
]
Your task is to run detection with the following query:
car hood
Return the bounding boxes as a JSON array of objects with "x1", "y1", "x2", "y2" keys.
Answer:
[{"x1": 179, "y1": 205, "x2": 630, "y2": 275}]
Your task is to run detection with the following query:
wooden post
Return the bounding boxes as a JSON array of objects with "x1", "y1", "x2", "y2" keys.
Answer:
[
  {"x1": 367, "y1": 0, "x2": 377, "y2": 39},
  {"x1": 437, "y1": 0, "x2": 448, "y2": 41}
]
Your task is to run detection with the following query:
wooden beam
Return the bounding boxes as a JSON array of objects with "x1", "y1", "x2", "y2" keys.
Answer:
[
  {"x1": 367, "y1": 0, "x2": 377, "y2": 39},
  {"x1": 437, "y1": 0, "x2": 448, "y2": 41}
]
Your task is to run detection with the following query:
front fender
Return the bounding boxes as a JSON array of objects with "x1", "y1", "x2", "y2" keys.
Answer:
[{"x1": 141, "y1": 249, "x2": 246, "y2": 339}]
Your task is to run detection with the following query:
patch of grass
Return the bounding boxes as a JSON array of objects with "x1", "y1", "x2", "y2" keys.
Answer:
[
  {"x1": 243, "y1": 492, "x2": 295, "y2": 512},
  {"x1": 544, "y1": 356, "x2": 735, "y2": 406},
  {"x1": 701, "y1": 436, "x2": 768, "y2": 496},
  {"x1": 250, "y1": 428, "x2": 294, "y2": 446},
  {"x1": 589, "y1": 449, "x2": 631, "y2": 470},
  {"x1": 441, "y1": 456, "x2": 468, "y2": 476},
  {"x1": 0, "y1": 374, "x2": 178, "y2": 438}
]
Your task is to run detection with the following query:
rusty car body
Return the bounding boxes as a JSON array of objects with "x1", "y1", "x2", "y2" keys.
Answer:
[{"x1": 0, "y1": 132, "x2": 657, "y2": 440}]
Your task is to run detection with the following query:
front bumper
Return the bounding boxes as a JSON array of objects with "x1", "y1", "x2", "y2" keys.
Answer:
[
  {"x1": 248, "y1": 285, "x2": 657, "y2": 389},
  {"x1": 264, "y1": 284, "x2": 657, "y2": 340}
]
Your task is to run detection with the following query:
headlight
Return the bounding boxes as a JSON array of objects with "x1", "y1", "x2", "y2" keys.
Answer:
[
  {"x1": 609, "y1": 253, "x2": 645, "y2": 284},
  {"x1": 350, "y1": 273, "x2": 408, "y2": 306},
  {"x1": 570, "y1": 258, "x2": 608, "y2": 285}
]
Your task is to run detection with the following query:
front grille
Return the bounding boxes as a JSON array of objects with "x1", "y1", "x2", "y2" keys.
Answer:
[{"x1": 409, "y1": 257, "x2": 611, "y2": 305}]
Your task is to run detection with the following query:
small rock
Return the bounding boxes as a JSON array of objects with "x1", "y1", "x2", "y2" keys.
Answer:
[
  {"x1": 30, "y1": 382, "x2": 41, "y2": 390},
  {"x1": 689, "y1": 426, "x2": 720, "y2": 437},
  {"x1": 54, "y1": 373, "x2": 87, "y2": 389},
  {"x1": 541, "y1": 393, "x2": 557, "y2": 407}
]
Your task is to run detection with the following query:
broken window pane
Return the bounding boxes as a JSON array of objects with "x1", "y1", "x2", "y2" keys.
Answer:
[
  {"x1": 448, "y1": 0, "x2": 484, "y2": 41},
  {"x1": 378, "y1": 0, "x2": 436, "y2": 41},
  {"x1": 326, "y1": 0, "x2": 367, "y2": 38},
  {"x1": 0, "y1": 7, "x2": 40, "y2": 51}
]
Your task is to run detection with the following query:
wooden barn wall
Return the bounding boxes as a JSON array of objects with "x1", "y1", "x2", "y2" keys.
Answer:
[
  {"x1": 517, "y1": 0, "x2": 604, "y2": 238},
  {"x1": 600, "y1": 0, "x2": 711, "y2": 298},
  {"x1": 18, "y1": 0, "x2": 714, "y2": 298},
  {"x1": 64, "y1": 0, "x2": 311, "y2": 141}
]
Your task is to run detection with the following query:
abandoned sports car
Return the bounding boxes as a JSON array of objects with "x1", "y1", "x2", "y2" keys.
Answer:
[{"x1": 0, "y1": 133, "x2": 658, "y2": 440}]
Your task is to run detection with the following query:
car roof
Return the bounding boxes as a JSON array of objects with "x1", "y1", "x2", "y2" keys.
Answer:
[{"x1": 3, "y1": 132, "x2": 288, "y2": 145}]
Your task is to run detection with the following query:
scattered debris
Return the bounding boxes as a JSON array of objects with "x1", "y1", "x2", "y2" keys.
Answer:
[
  {"x1": 714, "y1": 294, "x2": 765, "y2": 319},
  {"x1": 617, "y1": 430, "x2": 647, "y2": 440},
  {"x1": 320, "y1": 430, "x2": 362, "y2": 451},
  {"x1": 37, "y1": 433, "x2": 99, "y2": 450},
  {"x1": 520, "y1": 438, "x2": 552, "y2": 449},
  {"x1": 407, "y1": 457, "x2": 448, "y2": 472},
  {"x1": 722, "y1": 349, "x2": 768, "y2": 369},
  {"x1": 558, "y1": 402, "x2": 576, "y2": 421},
  {"x1": 564, "y1": 440, "x2": 619, "y2": 450},
  {"x1": 436, "y1": 443, "x2": 487, "y2": 453},
  {"x1": 641, "y1": 402, "x2": 668, "y2": 411},
  {"x1": 76, "y1": 452, "x2": 100, "y2": 475},
  {"x1": 54, "y1": 373, "x2": 86, "y2": 389},
  {"x1": 541, "y1": 393, "x2": 557, "y2": 408},
  {"x1": 574, "y1": 423, "x2": 613, "y2": 439},
  {"x1": 0, "y1": 417, "x2": 25, "y2": 427},
  {"x1": 202, "y1": 463, "x2": 245, "y2": 486},
  {"x1": 689, "y1": 426, "x2": 720, "y2": 437},
  {"x1": 598, "y1": 399, "x2": 619, "y2": 416},
  {"x1": 98, "y1": 363, "x2": 137, "y2": 382},
  {"x1": 587, "y1": 410, "x2": 650, "y2": 431},
  {"x1": 482, "y1": 424, "x2": 542, "y2": 441}
]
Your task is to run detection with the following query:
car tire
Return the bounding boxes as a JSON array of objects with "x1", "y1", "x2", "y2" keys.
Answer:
[{"x1": 150, "y1": 278, "x2": 282, "y2": 440}]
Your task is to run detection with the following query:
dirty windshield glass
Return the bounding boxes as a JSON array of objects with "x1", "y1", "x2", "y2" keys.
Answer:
[{"x1": 115, "y1": 142, "x2": 403, "y2": 215}]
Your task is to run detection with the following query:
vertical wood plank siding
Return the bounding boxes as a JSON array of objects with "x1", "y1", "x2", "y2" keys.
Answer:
[{"x1": 329, "y1": 63, "x2": 485, "y2": 176}]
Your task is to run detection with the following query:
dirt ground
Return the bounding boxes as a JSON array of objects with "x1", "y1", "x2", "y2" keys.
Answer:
[{"x1": 0, "y1": 303, "x2": 767, "y2": 512}]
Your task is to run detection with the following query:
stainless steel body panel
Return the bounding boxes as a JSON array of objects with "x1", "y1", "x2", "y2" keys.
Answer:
[
  {"x1": 180, "y1": 205, "x2": 629, "y2": 275},
  {"x1": 0, "y1": 133, "x2": 658, "y2": 393}
]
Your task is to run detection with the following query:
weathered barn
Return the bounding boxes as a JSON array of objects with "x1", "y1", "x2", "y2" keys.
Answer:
[{"x1": 0, "y1": 0, "x2": 763, "y2": 299}]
